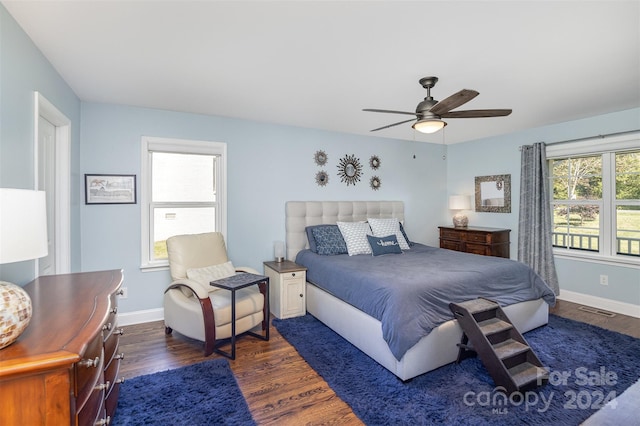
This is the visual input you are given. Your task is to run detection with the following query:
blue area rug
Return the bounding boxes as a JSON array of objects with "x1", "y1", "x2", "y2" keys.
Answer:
[
  {"x1": 273, "y1": 314, "x2": 640, "y2": 425},
  {"x1": 112, "y1": 358, "x2": 255, "y2": 426}
]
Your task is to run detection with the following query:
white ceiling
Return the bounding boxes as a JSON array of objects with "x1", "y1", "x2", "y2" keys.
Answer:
[{"x1": 4, "y1": 1, "x2": 639, "y2": 144}]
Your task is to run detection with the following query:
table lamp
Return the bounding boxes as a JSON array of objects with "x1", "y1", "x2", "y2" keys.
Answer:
[
  {"x1": 449, "y1": 195, "x2": 471, "y2": 228},
  {"x1": 0, "y1": 188, "x2": 48, "y2": 349}
]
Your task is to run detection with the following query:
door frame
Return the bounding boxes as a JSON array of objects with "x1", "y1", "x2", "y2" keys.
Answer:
[{"x1": 34, "y1": 92, "x2": 71, "y2": 274}]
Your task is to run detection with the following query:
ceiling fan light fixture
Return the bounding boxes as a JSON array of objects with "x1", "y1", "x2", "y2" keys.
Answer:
[{"x1": 412, "y1": 118, "x2": 446, "y2": 134}]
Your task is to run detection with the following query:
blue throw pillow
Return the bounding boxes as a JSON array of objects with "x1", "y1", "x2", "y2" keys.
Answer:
[
  {"x1": 311, "y1": 225, "x2": 348, "y2": 255},
  {"x1": 399, "y1": 223, "x2": 414, "y2": 247},
  {"x1": 367, "y1": 234, "x2": 403, "y2": 256},
  {"x1": 305, "y1": 226, "x2": 319, "y2": 252}
]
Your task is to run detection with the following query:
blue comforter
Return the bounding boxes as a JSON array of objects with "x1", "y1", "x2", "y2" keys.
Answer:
[{"x1": 296, "y1": 244, "x2": 556, "y2": 360}]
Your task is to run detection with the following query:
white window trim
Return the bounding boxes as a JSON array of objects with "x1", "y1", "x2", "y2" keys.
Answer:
[
  {"x1": 547, "y1": 131, "x2": 640, "y2": 268},
  {"x1": 140, "y1": 136, "x2": 227, "y2": 271}
]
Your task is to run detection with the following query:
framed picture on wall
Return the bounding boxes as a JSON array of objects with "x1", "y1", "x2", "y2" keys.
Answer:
[{"x1": 85, "y1": 174, "x2": 136, "y2": 204}]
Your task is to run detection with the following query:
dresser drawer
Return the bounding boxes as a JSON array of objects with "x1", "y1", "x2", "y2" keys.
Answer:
[
  {"x1": 75, "y1": 333, "x2": 105, "y2": 407},
  {"x1": 77, "y1": 385, "x2": 106, "y2": 426},
  {"x1": 440, "y1": 229, "x2": 464, "y2": 240},
  {"x1": 465, "y1": 243, "x2": 491, "y2": 255},
  {"x1": 466, "y1": 232, "x2": 489, "y2": 243},
  {"x1": 438, "y1": 226, "x2": 511, "y2": 258}
]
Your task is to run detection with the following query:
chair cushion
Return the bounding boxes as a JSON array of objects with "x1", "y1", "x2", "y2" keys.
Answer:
[
  {"x1": 187, "y1": 261, "x2": 236, "y2": 293},
  {"x1": 210, "y1": 286, "x2": 264, "y2": 326}
]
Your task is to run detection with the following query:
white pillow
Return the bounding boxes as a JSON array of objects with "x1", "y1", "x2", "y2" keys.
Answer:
[
  {"x1": 367, "y1": 218, "x2": 410, "y2": 250},
  {"x1": 337, "y1": 221, "x2": 372, "y2": 256},
  {"x1": 187, "y1": 260, "x2": 236, "y2": 292}
]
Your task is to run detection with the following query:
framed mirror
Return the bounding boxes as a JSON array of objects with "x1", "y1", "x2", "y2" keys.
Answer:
[{"x1": 475, "y1": 174, "x2": 511, "y2": 213}]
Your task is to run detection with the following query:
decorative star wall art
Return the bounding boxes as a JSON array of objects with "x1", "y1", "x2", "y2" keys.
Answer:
[
  {"x1": 370, "y1": 176, "x2": 381, "y2": 190},
  {"x1": 337, "y1": 154, "x2": 362, "y2": 186}
]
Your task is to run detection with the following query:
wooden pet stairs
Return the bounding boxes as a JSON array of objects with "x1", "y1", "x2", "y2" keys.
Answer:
[{"x1": 449, "y1": 298, "x2": 548, "y2": 394}]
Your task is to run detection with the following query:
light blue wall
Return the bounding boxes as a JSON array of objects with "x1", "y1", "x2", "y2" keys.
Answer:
[
  {"x1": 0, "y1": 5, "x2": 81, "y2": 284},
  {"x1": 80, "y1": 102, "x2": 446, "y2": 313},
  {"x1": 447, "y1": 108, "x2": 640, "y2": 309},
  {"x1": 2, "y1": 2, "x2": 637, "y2": 315}
]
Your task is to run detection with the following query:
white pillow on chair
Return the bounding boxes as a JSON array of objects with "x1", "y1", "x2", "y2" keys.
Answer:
[{"x1": 186, "y1": 260, "x2": 236, "y2": 293}]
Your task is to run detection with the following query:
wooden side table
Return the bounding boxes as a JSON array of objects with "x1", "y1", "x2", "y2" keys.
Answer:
[
  {"x1": 209, "y1": 273, "x2": 269, "y2": 359},
  {"x1": 264, "y1": 260, "x2": 307, "y2": 319}
]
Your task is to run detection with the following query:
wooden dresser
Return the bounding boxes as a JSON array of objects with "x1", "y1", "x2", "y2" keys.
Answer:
[
  {"x1": 0, "y1": 270, "x2": 124, "y2": 426},
  {"x1": 439, "y1": 226, "x2": 511, "y2": 258}
]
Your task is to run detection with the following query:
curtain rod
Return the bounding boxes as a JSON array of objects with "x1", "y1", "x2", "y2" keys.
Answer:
[{"x1": 519, "y1": 129, "x2": 640, "y2": 151}]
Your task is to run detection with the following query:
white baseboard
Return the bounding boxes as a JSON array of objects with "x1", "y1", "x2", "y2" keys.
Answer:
[
  {"x1": 118, "y1": 308, "x2": 164, "y2": 326},
  {"x1": 558, "y1": 290, "x2": 640, "y2": 318}
]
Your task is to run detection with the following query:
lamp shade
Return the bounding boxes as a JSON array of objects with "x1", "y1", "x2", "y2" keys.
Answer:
[
  {"x1": 412, "y1": 118, "x2": 447, "y2": 134},
  {"x1": 0, "y1": 188, "x2": 48, "y2": 264},
  {"x1": 449, "y1": 195, "x2": 471, "y2": 210}
]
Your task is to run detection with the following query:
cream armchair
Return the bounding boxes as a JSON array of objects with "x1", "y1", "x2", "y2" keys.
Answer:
[{"x1": 163, "y1": 232, "x2": 267, "y2": 356}]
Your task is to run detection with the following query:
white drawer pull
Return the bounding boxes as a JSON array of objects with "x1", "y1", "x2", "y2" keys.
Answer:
[
  {"x1": 79, "y1": 356, "x2": 100, "y2": 368},
  {"x1": 115, "y1": 352, "x2": 125, "y2": 360},
  {"x1": 114, "y1": 328, "x2": 125, "y2": 336},
  {"x1": 103, "y1": 322, "x2": 112, "y2": 331},
  {"x1": 94, "y1": 380, "x2": 110, "y2": 391},
  {"x1": 95, "y1": 415, "x2": 111, "y2": 425},
  {"x1": 116, "y1": 377, "x2": 126, "y2": 384}
]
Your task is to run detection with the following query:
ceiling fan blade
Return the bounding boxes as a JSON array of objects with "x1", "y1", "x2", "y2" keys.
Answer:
[
  {"x1": 440, "y1": 109, "x2": 512, "y2": 118},
  {"x1": 429, "y1": 89, "x2": 479, "y2": 115},
  {"x1": 363, "y1": 108, "x2": 416, "y2": 116},
  {"x1": 370, "y1": 118, "x2": 417, "y2": 132}
]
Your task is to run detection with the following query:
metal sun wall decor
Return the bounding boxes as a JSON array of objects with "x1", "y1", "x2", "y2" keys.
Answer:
[
  {"x1": 314, "y1": 150, "x2": 328, "y2": 166},
  {"x1": 370, "y1": 176, "x2": 381, "y2": 190},
  {"x1": 337, "y1": 154, "x2": 363, "y2": 186},
  {"x1": 315, "y1": 171, "x2": 329, "y2": 186},
  {"x1": 369, "y1": 155, "x2": 381, "y2": 170}
]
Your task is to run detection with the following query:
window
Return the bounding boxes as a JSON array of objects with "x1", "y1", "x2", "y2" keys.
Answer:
[
  {"x1": 548, "y1": 132, "x2": 639, "y2": 264},
  {"x1": 141, "y1": 137, "x2": 226, "y2": 270}
]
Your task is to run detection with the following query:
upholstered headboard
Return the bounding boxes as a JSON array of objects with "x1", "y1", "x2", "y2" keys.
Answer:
[{"x1": 285, "y1": 201, "x2": 405, "y2": 261}]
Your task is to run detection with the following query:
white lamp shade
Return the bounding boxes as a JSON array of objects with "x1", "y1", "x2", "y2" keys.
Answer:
[
  {"x1": 0, "y1": 189, "x2": 48, "y2": 264},
  {"x1": 412, "y1": 119, "x2": 446, "y2": 134},
  {"x1": 274, "y1": 240, "x2": 285, "y2": 261},
  {"x1": 449, "y1": 195, "x2": 471, "y2": 210}
]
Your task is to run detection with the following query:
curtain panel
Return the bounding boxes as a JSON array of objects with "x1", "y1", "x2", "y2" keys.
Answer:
[{"x1": 518, "y1": 142, "x2": 560, "y2": 295}]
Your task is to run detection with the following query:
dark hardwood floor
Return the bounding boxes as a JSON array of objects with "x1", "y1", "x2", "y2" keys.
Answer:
[{"x1": 118, "y1": 300, "x2": 639, "y2": 425}]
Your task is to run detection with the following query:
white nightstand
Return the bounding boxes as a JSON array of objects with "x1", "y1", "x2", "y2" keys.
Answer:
[{"x1": 263, "y1": 260, "x2": 307, "y2": 319}]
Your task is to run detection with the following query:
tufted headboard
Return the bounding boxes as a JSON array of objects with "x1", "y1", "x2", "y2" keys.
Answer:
[{"x1": 285, "y1": 201, "x2": 405, "y2": 261}]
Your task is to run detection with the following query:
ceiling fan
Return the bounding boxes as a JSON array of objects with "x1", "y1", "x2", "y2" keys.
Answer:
[{"x1": 363, "y1": 76, "x2": 512, "y2": 134}]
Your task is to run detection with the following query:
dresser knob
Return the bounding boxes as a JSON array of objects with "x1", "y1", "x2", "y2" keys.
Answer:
[
  {"x1": 103, "y1": 322, "x2": 112, "y2": 331},
  {"x1": 114, "y1": 328, "x2": 125, "y2": 336},
  {"x1": 95, "y1": 381, "x2": 110, "y2": 391},
  {"x1": 110, "y1": 306, "x2": 118, "y2": 314},
  {"x1": 116, "y1": 288, "x2": 124, "y2": 296},
  {"x1": 115, "y1": 352, "x2": 125, "y2": 360},
  {"x1": 292, "y1": 272, "x2": 296, "y2": 277},
  {"x1": 95, "y1": 415, "x2": 111, "y2": 425},
  {"x1": 79, "y1": 356, "x2": 100, "y2": 368},
  {"x1": 116, "y1": 376, "x2": 126, "y2": 384},
  {"x1": 299, "y1": 294, "x2": 303, "y2": 298}
]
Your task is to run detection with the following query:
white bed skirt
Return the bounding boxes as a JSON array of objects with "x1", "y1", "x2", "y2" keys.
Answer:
[{"x1": 306, "y1": 282, "x2": 549, "y2": 381}]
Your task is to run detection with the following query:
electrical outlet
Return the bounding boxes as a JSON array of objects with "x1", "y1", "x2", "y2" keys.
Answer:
[
  {"x1": 119, "y1": 287, "x2": 128, "y2": 299},
  {"x1": 599, "y1": 275, "x2": 608, "y2": 286}
]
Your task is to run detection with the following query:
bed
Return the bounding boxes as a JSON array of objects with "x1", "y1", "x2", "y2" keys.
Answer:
[{"x1": 285, "y1": 200, "x2": 556, "y2": 381}]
